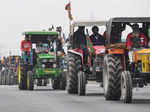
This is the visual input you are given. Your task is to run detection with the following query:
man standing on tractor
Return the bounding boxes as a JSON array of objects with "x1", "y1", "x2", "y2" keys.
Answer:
[
  {"x1": 90, "y1": 26, "x2": 105, "y2": 45},
  {"x1": 21, "y1": 35, "x2": 33, "y2": 64},
  {"x1": 56, "y1": 26, "x2": 66, "y2": 44},
  {"x1": 72, "y1": 26, "x2": 88, "y2": 65},
  {"x1": 54, "y1": 26, "x2": 65, "y2": 57}
]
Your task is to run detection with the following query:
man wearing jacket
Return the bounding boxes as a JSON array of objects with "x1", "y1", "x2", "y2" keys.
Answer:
[
  {"x1": 72, "y1": 26, "x2": 88, "y2": 65},
  {"x1": 90, "y1": 26, "x2": 105, "y2": 46}
]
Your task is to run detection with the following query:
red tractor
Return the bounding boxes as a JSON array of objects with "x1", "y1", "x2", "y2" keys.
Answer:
[{"x1": 67, "y1": 21, "x2": 106, "y2": 95}]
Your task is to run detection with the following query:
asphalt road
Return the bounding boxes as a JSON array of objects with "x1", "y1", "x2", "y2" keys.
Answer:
[{"x1": 0, "y1": 83, "x2": 150, "y2": 112}]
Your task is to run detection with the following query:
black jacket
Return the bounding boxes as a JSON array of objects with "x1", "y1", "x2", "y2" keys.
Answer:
[
  {"x1": 72, "y1": 30, "x2": 87, "y2": 49},
  {"x1": 90, "y1": 33, "x2": 105, "y2": 45}
]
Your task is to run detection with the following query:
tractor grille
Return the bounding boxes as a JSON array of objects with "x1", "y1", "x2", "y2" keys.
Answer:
[{"x1": 44, "y1": 62, "x2": 54, "y2": 68}]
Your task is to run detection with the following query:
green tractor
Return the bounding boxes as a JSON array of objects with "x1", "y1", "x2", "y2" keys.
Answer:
[{"x1": 18, "y1": 31, "x2": 66, "y2": 90}]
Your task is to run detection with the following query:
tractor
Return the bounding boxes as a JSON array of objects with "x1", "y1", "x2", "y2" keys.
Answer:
[
  {"x1": 0, "y1": 57, "x2": 9, "y2": 85},
  {"x1": 67, "y1": 21, "x2": 107, "y2": 95},
  {"x1": 18, "y1": 31, "x2": 66, "y2": 90},
  {"x1": 103, "y1": 17, "x2": 150, "y2": 103},
  {"x1": 7, "y1": 55, "x2": 19, "y2": 85}
]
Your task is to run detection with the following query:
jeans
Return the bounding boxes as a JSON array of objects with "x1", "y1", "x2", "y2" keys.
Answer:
[{"x1": 22, "y1": 51, "x2": 33, "y2": 64}]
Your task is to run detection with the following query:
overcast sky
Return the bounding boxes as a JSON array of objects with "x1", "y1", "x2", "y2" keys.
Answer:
[{"x1": 0, "y1": 0, "x2": 150, "y2": 56}]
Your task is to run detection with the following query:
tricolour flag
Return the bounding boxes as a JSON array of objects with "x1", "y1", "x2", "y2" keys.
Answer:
[{"x1": 65, "y1": 2, "x2": 73, "y2": 21}]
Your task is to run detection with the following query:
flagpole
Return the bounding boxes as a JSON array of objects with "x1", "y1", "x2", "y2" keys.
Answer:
[{"x1": 69, "y1": 0, "x2": 72, "y2": 36}]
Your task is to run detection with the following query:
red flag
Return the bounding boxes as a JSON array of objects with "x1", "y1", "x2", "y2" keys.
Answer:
[
  {"x1": 65, "y1": 3, "x2": 71, "y2": 10},
  {"x1": 65, "y1": 2, "x2": 73, "y2": 21}
]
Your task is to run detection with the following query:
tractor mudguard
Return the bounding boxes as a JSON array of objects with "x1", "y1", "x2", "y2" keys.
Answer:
[{"x1": 68, "y1": 49, "x2": 84, "y2": 64}]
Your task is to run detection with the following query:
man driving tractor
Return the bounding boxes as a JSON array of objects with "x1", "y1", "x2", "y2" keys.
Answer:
[
  {"x1": 126, "y1": 23, "x2": 148, "y2": 63},
  {"x1": 90, "y1": 26, "x2": 105, "y2": 45},
  {"x1": 126, "y1": 23, "x2": 147, "y2": 49}
]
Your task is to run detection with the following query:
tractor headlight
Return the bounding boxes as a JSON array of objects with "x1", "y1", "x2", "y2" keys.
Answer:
[
  {"x1": 148, "y1": 56, "x2": 150, "y2": 61},
  {"x1": 42, "y1": 59, "x2": 47, "y2": 63},
  {"x1": 53, "y1": 63, "x2": 57, "y2": 68},
  {"x1": 42, "y1": 64, "x2": 46, "y2": 68},
  {"x1": 48, "y1": 59, "x2": 54, "y2": 62}
]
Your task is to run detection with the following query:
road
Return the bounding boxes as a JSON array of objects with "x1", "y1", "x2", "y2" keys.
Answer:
[{"x1": 0, "y1": 83, "x2": 150, "y2": 112}]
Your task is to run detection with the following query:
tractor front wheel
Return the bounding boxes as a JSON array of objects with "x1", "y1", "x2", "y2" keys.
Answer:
[
  {"x1": 60, "y1": 72, "x2": 66, "y2": 90},
  {"x1": 37, "y1": 79, "x2": 42, "y2": 86},
  {"x1": 43, "y1": 79, "x2": 48, "y2": 86},
  {"x1": 78, "y1": 71, "x2": 86, "y2": 96},
  {"x1": 121, "y1": 71, "x2": 132, "y2": 103},
  {"x1": 27, "y1": 71, "x2": 34, "y2": 90},
  {"x1": 52, "y1": 78, "x2": 60, "y2": 89}
]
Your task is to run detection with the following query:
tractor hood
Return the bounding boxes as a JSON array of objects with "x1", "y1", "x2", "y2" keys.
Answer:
[
  {"x1": 134, "y1": 49, "x2": 150, "y2": 62},
  {"x1": 38, "y1": 53, "x2": 55, "y2": 59},
  {"x1": 93, "y1": 46, "x2": 106, "y2": 54},
  {"x1": 135, "y1": 49, "x2": 150, "y2": 55}
]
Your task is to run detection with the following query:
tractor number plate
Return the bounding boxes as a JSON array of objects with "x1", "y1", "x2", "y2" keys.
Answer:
[
  {"x1": 96, "y1": 67, "x2": 100, "y2": 72},
  {"x1": 63, "y1": 69, "x2": 67, "y2": 72}
]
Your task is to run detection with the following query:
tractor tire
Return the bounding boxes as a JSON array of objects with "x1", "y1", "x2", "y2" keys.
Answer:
[
  {"x1": 1, "y1": 71, "x2": 4, "y2": 85},
  {"x1": 10, "y1": 72, "x2": 15, "y2": 85},
  {"x1": 52, "y1": 79, "x2": 60, "y2": 89},
  {"x1": 60, "y1": 72, "x2": 67, "y2": 90},
  {"x1": 15, "y1": 75, "x2": 18, "y2": 85},
  {"x1": 37, "y1": 79, "x2": 42, "y2": 86},
  {"x1": 67, "y1": 54, "x2": 80, "y2": 94},
  {"x1": 78, "y1": 71, "x2": 86, "y2": 96},
  {"x1": 103, "y1": 54, "x2": 122, "y2": 100},
  {"x1": 0, "y1": 72, "x2": 2, "y2": 85},
  {"x1": 0, "y1": 71, "x2": 2, "y2": 85},
  {"x1": 3, "y1": 71, "x2": 6, "y2": 85},
  {"x1": 4, "y1": 70, "x2": 7, "y2": 85},
  {"x1": 19, "y1": 70, "x2": 27, "y2": 90},
  {"x1": 43, "y1": 79, "x2": 48, "y2": 86},
  {"x1": 7, "y1": 70, "x2": 14, "y2": 85},
  {"x1": 6, "y1": 70, "x2": 11, "y2": 85},
  {"x1": 27, "y1": 71, "x2": 34, "y2": 90},
  {"x1": 121, "y1": 71, "x2": 132, "y2": 103}
]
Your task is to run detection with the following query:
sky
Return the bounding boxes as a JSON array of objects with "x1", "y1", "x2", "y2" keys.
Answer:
[{"x1": 0, "y1": 0, "x2": 150, "y2": 56}]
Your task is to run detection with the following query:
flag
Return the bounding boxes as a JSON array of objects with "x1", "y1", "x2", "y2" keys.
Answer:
[
  {"x1": 65, "y1": 3, "x2": 71, "y2": 11},
  {"x1": 65, "y1": 2, "x2": 73, "y2": 21}
]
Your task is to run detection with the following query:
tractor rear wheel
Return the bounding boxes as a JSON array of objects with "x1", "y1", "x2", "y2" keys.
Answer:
[
  {"x1": 27, "y1": 71, "x2": 34, "y2": 90},
  {"x1": 78, "y1": 71, "x2": 86, "y2": 96},
  {"x1": 67, "y1": 54, "x2": 80, "y2": 94},
  {"x1": 103, "y1": 55, "x2": 122, "y2": 100},
  {"x1": 121, "y1": 71, "x2": 132, "y2": 103}
]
